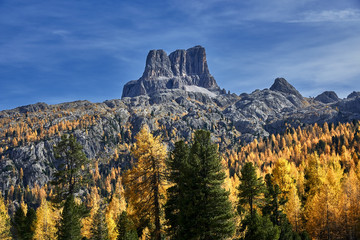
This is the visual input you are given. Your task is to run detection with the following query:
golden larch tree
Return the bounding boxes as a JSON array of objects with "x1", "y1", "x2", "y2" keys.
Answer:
[
  {"x1": 123, "y1": 125, "x2": 167, "y2": 240},
  {"x1": 33, "y1": 199, "x2": 59, "y2": 240},
  {"x1": 0, "y1": 195, "x2": 11, "y2": 240}
]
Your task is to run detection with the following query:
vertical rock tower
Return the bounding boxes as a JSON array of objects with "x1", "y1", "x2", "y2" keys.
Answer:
[{"x1": 122, "y1": 46, "x2": 220, "y2": 98}]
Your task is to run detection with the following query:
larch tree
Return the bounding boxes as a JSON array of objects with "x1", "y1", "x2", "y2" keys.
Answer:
[
  {"x1": 33, "y1": 199, "x2": 59, "y2": 240},
  {"x1": 105, "y1": 178, "x2": 126, "y2": 240},
  {"x1": 0, "y1": 195, "x2": 11, "y2": 240},
  {"x1": 122, "y1": 125, "x2": 167, "y2": 240}
]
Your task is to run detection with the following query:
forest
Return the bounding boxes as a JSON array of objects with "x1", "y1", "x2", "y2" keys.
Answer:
[{"x1": 1, "y1": 120, "x2": 360, "y2": 240}]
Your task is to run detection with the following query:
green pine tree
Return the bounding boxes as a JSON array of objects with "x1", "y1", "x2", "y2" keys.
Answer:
[
  {"x1": 165, "y1": 130, "x2": 235, "y2": 240},
  {"x1": 164, "y1": 140, "x2": 189, "y2": 239},
  {"x1": 57, "y1": 195, "x2": 82, "y2": 240},
  {"x1": 12, "y1": 206, "x2": 26, "y2": 239},
  {"x1": 51, "y1": 134, "x2": 90, "y2": 240},
  {"x1": 51, "y1": 134, "x2": 91, "y2": 204},
  {"x1": 262, "y1": 174, "x2": 298, "y2": 240},
  {"x1": 240, "y1": 212, "x2": 280, "y2": 240},
  {"x1": 90, "y1": 205, "x2": 109, "y2": 240},
  {"x1": 116, "y1": 211, "x2": 138, "y2": 240},
  {"x1": 23, "y1": 207, "x2": 36, "y2": 240},
  {"x1": 237, "y1": 162, "x2": 264, "y2": 217},
  {"x1": 12, "y1": 206, "x2": 36, "y2": 240}
]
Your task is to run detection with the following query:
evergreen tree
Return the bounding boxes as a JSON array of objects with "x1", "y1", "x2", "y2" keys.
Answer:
[
  {"x1": 262, "y1": 174, "x2": 299, "y2": 240},
  {"x1": 237, "y1": 162, "x2": 264, "y2": 217},
  {"x1": 164, "y1": 140, "x2": 189, "y2": 239},
  {"x1": 90, "y1": 205, "x2": 109, "y2": 240},
  {"x1": 12, "y1": 206, "x2": 26, "y2": 239},
  {"x1": 23, "y1": 207, "x2": 36, "y2": 240},
  {"x1": 57, "y1": 195, "x2": 82, "y2": 240},
  {"x1": 51, "y1": 134, "x2": 91, "y2": 204},
  {"x1": 116, "y1": 211, "x2": 138, "y2": 240},
  {"x1": 165, "y1": 130, "x2": 235, "y2": 240},
  {"x1": 240, "y1": 212, "x2": 280, "y2": 240},
  {"x1": 51, "y1": 134, "x2": 90, "y2": 240}
]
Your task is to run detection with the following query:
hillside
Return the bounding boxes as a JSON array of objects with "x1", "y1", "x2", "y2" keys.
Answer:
[{"x1": 0, "y1": 46, "x2": 359, "y2": 194}]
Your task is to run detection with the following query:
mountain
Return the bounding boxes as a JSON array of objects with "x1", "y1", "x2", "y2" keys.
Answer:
[
  {"x1": 0, "y1": 46, "x2": 359, "y2": 195},
  {"x1": 122, "y1": 45, "x2": 220, "y2": 98}
]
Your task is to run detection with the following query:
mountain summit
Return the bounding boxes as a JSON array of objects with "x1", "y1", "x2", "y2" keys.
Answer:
[{"x1": 122, "y1": 46, "x2": 220, "y2": 98}]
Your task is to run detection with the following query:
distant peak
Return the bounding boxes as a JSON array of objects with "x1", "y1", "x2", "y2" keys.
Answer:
[
  {"x1": 315, "y1": 91, "x2": 339, "y2": 104},
  {"x1": 270, "y1": 77, "x2": 302, "y2": 99},
  {"x1": 122, "y1": 46, "x2": 219, "y2": 98}
]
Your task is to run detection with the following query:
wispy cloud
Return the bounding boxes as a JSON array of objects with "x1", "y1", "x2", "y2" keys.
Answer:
[{"x1": 290, "y1": 9, "x2": 360, "y2": 23}]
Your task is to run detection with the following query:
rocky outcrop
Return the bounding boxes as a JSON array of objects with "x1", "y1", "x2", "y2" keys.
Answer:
[
  {"x1": 270, "y1": 78, "x2": 303, "y2": 99},
  {"x1": 122, "y1": 46, "x2": 220, "y2": 98},
  {"x1": 347, "y1": 91, "x2": 360, "y2": 99},
  {"x1": 315, "y1": 91, "x2": 340, "y2": 104}
]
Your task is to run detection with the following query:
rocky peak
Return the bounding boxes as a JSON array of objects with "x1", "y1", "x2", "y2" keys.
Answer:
[
  {"x1": 142, "y1": 49, "x2": 173, "y2": 79},
  {"x1": 270, "y1": 77, "x2": 302, "y2": 99},
  {"x1": 122, "y1": 46, "x2": 219, "y2": 98},
  {"x1": 315, "y1": 91, "x2": 340, "y2": 104},
  {"x1": 347, "y1": 91, "x2": 360, "y2": 99}
]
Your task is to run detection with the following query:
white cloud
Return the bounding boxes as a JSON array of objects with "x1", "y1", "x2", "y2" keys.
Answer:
[{"x1": 290, "y1": 9, "x2": 360, "y2": 23}]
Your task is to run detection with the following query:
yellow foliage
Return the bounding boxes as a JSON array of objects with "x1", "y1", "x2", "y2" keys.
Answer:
[
  {"x1": 0, "y1": 196, "x2": 11, "y2": 240},
  {"x1": 123, "y1": 125, "x2": 167, "y2": 237},
  {"x1": 33, "y1": 199, "x2": 59, "y2": 240}
]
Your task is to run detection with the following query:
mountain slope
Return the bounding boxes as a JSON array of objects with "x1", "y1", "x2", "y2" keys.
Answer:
[{"x1": 0, "y1": 46, "x2": 359, "y2": 194}]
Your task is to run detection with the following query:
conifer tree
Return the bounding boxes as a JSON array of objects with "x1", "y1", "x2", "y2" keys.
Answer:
[
  {"x1": 57, "y1": 195, "x2": 82, "y2": 240},
  {"x1": 0, "y1": 195, "x2": 11, "y2": 240},
  {"x1": 51, "y1": 134, "x2": 90, "y2": 204},
  {"x1": 237, "y1": 162, "x2": 264, "y2": 217},
  {"x1": 116, "y1": 211, "x2": 138, "y2": 240},
  {"x1": 123, "y1": 125, "x2": 167, "y2": 239},
  {"x1": 51, "y1": 134, "x2": 90, "y2": 240},
  {"x1": 164, "y1": 140, "x2": 189, "y2": 239},
  {"x1": 90, "y1": 205, "x2": 109, "y2": 240},
  {"x1": 33, "y1": 199, "x2": 58, "y2": 240},
  {"x1": 165, "y1": 130, "x2": 235, "y2": 240},
  {"x1": 12, "y1": 206, "x2": 26, "y2": 239}
]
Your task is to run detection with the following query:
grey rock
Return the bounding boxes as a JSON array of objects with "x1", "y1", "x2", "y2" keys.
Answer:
[
  {"x1": 315, "y1": 91, "x2": 340, "y2": 103},
  {"x1": 270, "y1": 78, "x2": 303, "y2": 99},
  {"x1": 122, "y1": 46, "x2": 220, "y2": 98},
  {"x1": 347, "y1": 91, "x2": 360, "y2": 99}
]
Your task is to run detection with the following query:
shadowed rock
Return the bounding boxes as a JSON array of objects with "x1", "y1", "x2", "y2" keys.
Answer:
[
  {"x1": 270, "y1": 78, "x2": 303, "y2": 99},
  {"x1": 315, "y1": 91, "x2": 340, "y2": 104}
]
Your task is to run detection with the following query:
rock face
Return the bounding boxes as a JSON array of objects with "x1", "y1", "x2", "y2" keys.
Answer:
[
  {"x1": 122, "y1": 46, "x2": 219, "y2": 98},
  {"x1": 347, "y1": 91, "x2": 360, "y2": 99},
  {"x1": 315, "y1": 91, "x2": 340, "y2": 103},
  {"x1": 270, "y1": 78, "x2": 303, "y2": 99}
]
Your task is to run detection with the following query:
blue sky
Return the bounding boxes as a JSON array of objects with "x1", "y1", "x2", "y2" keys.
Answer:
[{"x1": 0, "y1": 0, "x2": 360, "y2": 110}]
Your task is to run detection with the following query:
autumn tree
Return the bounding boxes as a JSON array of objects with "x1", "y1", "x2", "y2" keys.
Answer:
[
  {"x1": 122, "y1": 125, "x2": 167, "y2": 240},
  {"x1": 0, "y1": 195, "x2": 11, "y2": 240},
  {"x1": 33, "y1": 199, "x2": 59, "y2": 240}
]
